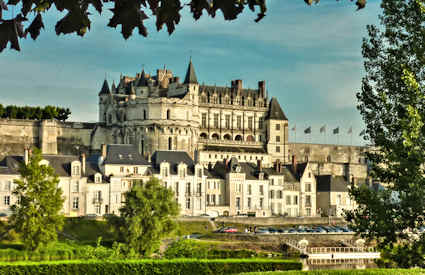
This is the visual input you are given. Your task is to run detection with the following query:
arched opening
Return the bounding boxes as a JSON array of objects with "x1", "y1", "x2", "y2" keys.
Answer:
[
  {"x1": 166, "y1": 109, "x2": 170, "y2": 120},
  {"x1": 211, "y1": 133, "x2": 220, "y2": 140},
  {"x1": 143, "y1": 110, "x2": 147, "y2": 120},
  {"x1": 223, "y1": 211, "x2": 229, "y2": 217},
  {"x1": 223, "y1": 134, "x2": 232, "y2": 140},
  {"x1": 246, "y1": 135, "x2": 255, "y2": 142},
  {"x1": 235, "y1": 135, "x2": 243, "y2": 141},
  {"x1": 200, "y1": 133, "x2": 208, "y2": 139},
  {"x1": 168, "y1": 137, "x2": 172, "y2": 150}
]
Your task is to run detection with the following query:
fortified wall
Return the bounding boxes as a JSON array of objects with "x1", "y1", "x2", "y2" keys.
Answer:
[
  {"x1": 0, "y1": 119, "x2": 369, "y2": 179},
  {"x1": 0, "y1": 119, "x2": 104, "y2": 158}
]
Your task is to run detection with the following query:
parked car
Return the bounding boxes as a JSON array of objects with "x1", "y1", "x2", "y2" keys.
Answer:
[
  {"x1": 313, "y1": 226, "x2": 327, "y2": 233},
  {"x1": 287, "y1": 228, "x2": 297, "y2": 233},
  {"x1": 255, "y1": 227, "x2": 270, "y2": 234},
  {"x1": 268, "y1": 227, "x2": 278, "y2": 234},
  {"x1": 222, "y1": 227, "x2": 238, "y2": 233}
]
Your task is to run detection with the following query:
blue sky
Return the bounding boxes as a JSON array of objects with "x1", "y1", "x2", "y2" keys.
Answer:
[{"x1": 0, "y1": 0, "x2": 381, "y2": 146}]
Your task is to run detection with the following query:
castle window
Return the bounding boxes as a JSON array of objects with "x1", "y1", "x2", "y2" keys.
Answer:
[
  {"x1": 278, "y1": 191, "x2": 283, "y2": 199},
  {"x1": 247, "y1": 197, "x2": 251, "y2": 208},
  {"x1": 4, "y1": 196, "x2": 10, "y2": 206},
  {"x1": 294, "y1": 196, "x2": 298, "y2": 205},
  {"x1": 236, "y1": 197, "x2": 241, "y2": 209},
  {"x1": 276, "y1": 146, "x2": 280, "y2": 153},
  {"x1": 247, "y1": 117, "x2": 253, "y2": 130},
  {"x1": 236, "y1": 116, "x2": 242, "y2": 129},
  {"x1": 258, "y1": 117, "x2": 263, "y2": 129},
  {"x1": 72, "y1": 165, "x2": 80, "y2": 176},
  {"x1": 143, "y1": 110, "x2": 147, "y2": 120},
  {"x1": 166, "y1": 109, "x2": 170, "y2": 119},
  {"x1": 133, "y1": 167, "x2": 138, "y2": 174},
  {"x1": 259, "y1": 198, "x2": 263, "y2": 209},
  {"x1": 186, "y1": 182, "x2": 191, "y2": 195},
  {"x1": 306, "y1": 183, "x2": 311, "y2": 192},
  {"x1": 72, "y1": 197, "x2": 79, "y2": 209},
  {"x1": 276, "y1": 124, "x2": 280, "y2": 131},
  {"x1": 225, "y1": 115, "x2": 230, "y2": 129},
  {"x1": 276, "y1": 136, "x2": 281, "y2": 142},
  {"x1": 95, "y1": 175, "x2": 101, "y2": 183},
  {"x1": 201, "y1": 95, "x2": 207, "y2": 103},
  {"x1": 213, "y1": 113, "x2": 219, "y2": 128},
  {"x1": 201, "y1": 113, "x2": 207, "y2": 128},
  {"x1": 186, "y1": 198, "x2": 191, "y2": 209},
  {"x1": 108, "y1": 114, "x2": 112, "y2": 124},
  {"x1": 248, "y1": 185, "x2": 252, "y2": 195},
  {"x1": 168, "y1": 137, "x2": 172, "y2": 150}
]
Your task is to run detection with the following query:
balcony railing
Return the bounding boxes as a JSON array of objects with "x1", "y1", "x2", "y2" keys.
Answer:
[
  {"x1": 198, "y1": 138, "x2": 262, "y2": 146},
  {"x1": 93, "y1": 198, "x2": 103, "y2": 204}
]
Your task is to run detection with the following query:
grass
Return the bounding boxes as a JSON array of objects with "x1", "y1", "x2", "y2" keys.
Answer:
[
  {"x1": 174, "y1": 220, "x2": 214, "y2": 236},
  {"x1": 237, "y1": 270, "x2": 425, "y2": 275}
]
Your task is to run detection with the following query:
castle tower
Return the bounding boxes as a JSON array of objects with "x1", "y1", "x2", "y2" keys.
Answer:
[
  {"x1": 98, "y1": 79, "x2": 111, "y2": 123},
  {"x1": 266, "y1": 97, "x2": 289, "y2": 163}
]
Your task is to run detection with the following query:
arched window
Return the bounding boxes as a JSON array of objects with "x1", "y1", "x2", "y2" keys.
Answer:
[
  {"x1": 168, "y1": 137, "x2": 172, "y2": 150},
  {"x1": 211, "y1": 133, "x2": 220, "y2": 140},
  {"x1": 166, "y1": 110, "x2": 170, "y2": 120},
  {"x1": 223, "y1": 134, "x2": 232, "y2": 140},
  {"x1": 200, "y1": 133, "x2": 208, "y2": 139},
  {"x1": 246, "y1": 135, "x2": 255, "y2": 142},
  {"x1": 235, "y1": 135, "x2": 243, "y2": 141}
]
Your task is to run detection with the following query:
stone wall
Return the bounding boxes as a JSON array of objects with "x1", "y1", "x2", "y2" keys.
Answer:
[{"x1": 0, "y1": 119, "x2": 101, "y2": 158}]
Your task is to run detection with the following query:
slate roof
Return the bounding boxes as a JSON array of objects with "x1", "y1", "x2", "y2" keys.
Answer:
[
  {"x1": 0, "y1": 155, "x2": 100, "y2": 178},
  {"x1": 151, "y1": 151, "x2": 195, "y2": 175},
  {"x1": 267, "y1": 97, "x2": 287, "y2": 120},
  {"x1": 99, "y1": 79, "x2": 110, "y2": 95},
  {"x1": 103, "y1": 144, "x2": 149, "y2": 165},
  {"x1": 203, "y1": 145, "x2": 266, "y2": 154},
  {"x1": 184, "y1": 59, "x2": 198, "y2": 84},
  {"x1": 199, "y1": 85, "x2": 261, "y2": 98},
  {"x1": 316, "y1": 175, "x2": 349, "y2": 192}
]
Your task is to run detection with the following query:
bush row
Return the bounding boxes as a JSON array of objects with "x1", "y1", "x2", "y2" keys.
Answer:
[
  {"x1": 238, "y1": 269, "x2": 425, "y2": 275},
  {"x1": 0, "y1": 259, "x2": 302, "y2": 275}
]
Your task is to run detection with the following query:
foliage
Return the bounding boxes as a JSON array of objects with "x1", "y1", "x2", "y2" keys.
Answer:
[
  {"x1": 0, "y1": 104, "x2": 71, "y2": 121},
  {"x1": 10, "y1": 148, "x2": 64, "y2": 251},
  {"x1": 0, "y1": 259, "x2": 302, "y2": 274},
  {"x1": 164, "y1": 239, "x2": 262, "y2": 259},
  {"x1": 60, "y1": 217, "x2": 117, "y2": 243},
  {"x1": 0, "y1": 0, "x2": 367, "y2": 53},
  {"x1": 238, "y1": 269, "x2": 425, "y2": 275},
  {"x1": 107, "y1": 177, "x2": 179, "y2": 256},
  {"x1": 346, "y1": 0, "x2": 425, "y2": 268},
  {"x1": 0, "y1": 239, "x2": 135, "y2": 262}
]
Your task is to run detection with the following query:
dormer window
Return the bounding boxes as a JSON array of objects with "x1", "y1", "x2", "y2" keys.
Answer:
[
  {"x1": 133, "y1": 167, "x2": 138, "y2": 174},
  {"x1": 179, "y1": 167, "x2": 186, "y2": 178},
  {"x1": 259, "y1": 172, "x2": 264, "y2": 180},
  {"x1": 72, "y1": 165, "x2": 80, "y2": 176},
  {"x1": 95, "y1": 174, "x2": 102, "y2": 183},
  {"x1": 161, "y1": 165, "x2": 169, "y2": 177}
]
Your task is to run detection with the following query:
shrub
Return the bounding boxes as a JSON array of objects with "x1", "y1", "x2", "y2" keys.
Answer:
[
  {"x1": 0, "y1": 259, "x2": 302, "y2": 274},
  {"x1": 164, "y1": 239, "x2": 209, "y2": 259},
  {"x1": 238, "y1": 269, "x2": 425, "y2": 275}
]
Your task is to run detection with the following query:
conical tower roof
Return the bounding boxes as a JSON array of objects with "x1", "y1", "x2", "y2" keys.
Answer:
[
  {"x1": 137, "y1": 69, "x2": 147, "y2": 86},
  {"x1": 184, "y1": 59, "x2": 198, "y2": 84},
  {"x1": 267, "y1": 97, "x2": 287, "y2": 120},
  {"x1": 99, "y1": 79, "x2": 110, "y2": 95},
  {"x1": 111, "y1": 81, "x2": 116, "y2": 93}
]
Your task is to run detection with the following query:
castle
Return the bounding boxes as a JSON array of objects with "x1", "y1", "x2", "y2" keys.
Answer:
[{"x1": 0, "y1": 60, "x2": 370, "y2": 217}]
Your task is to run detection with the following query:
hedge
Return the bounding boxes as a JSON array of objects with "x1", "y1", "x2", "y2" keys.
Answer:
[
  {"x1": 237, "y1": 269, "x2": 425, "y2": 275},
  {"x1": 0, "y1": 259, "x2": 302, "y2": 275}
]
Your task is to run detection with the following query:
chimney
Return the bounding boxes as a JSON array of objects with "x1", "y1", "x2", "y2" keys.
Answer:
[
  {"x1": 275, "y1": 159, "x2": 280, "y2": 173},
  {"x1": 292, "y1": 155, "x2": 297, "y2": 175},
  {"x1": 257, "y1": 159, "x2": 262, "y2": 172},
  {"x1": 81, "y1": 153, "x2": 86, "y2": 175},
  {"x1": 258, "y1": 81, "x2": 266, "y2": 97},
  {"x1": 101, "y1": 144, "x2": 107, "y2": 159},
  {"x1": 24, "y1": 147, "x2": 29, "y2": 165},
  {"x1": 236, "y1": 79, "x2": 242, "y2": 90}
]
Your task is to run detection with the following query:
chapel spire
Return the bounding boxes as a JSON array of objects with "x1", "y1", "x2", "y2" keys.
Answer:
[
  {"x1": 99, "y1": 79, "x2": 110, "y2": 95},
  {"x1": 184, "y1": 58, "x2": 198, "y2": 84}
]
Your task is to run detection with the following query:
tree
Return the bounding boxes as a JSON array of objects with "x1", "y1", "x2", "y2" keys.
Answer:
[
  {"x1": 108, "y1": 177, "x2": 179, "y2": 256},
  {"x1": 0, "y1": 0, "x2": 366, "y2": 53},
  {"x1": 346, "y1": 0, "x2": 425, "y2": 267},
  {"x1": 10, "y1": 148, "x2": 64, "y2": 251}
]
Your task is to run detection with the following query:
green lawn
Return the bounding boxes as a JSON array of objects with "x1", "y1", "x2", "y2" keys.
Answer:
[{"x1": 238, "y1": 269, "x2": 425, "y2": 275}]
